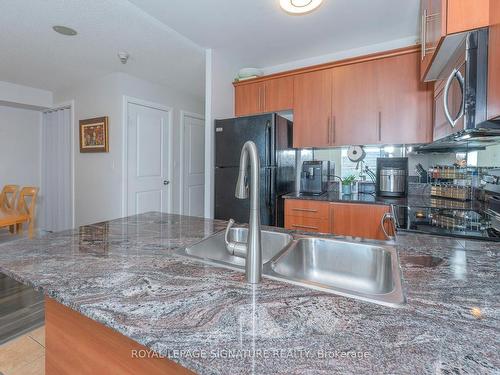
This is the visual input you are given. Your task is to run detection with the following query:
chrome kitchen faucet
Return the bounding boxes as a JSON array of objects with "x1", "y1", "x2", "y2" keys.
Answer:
[{"x1": 224, "y1": 141, "x2": 262, "y2": 284}]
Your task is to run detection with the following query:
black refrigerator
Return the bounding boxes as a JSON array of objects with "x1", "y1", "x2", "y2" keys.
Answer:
[{"x1": 214, "y1": 113, "x2": 296, "y2": 227}]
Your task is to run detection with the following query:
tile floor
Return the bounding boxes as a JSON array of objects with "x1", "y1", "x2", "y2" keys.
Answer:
[{"x1": 0, "y1": 326, "x2": 45, "y2": 375}]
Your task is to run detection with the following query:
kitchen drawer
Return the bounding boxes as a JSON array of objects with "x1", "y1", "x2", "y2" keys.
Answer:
[
  {"x1": 285, "y1": 199, "x2": 329, "y2": 219},
  {"x1": 284, "y1": 215, "x2": 330, "y2": 234}
]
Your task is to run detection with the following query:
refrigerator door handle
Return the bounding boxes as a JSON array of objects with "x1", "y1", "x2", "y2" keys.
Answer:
[
  {"x1": 268, "y1": 167, "x2": 275, "y2": 219},
  {"x1": 265, "y1": 120, "x2": 272, "y2": 166},
  {"x1": 265, "y1": 168, "x2": 270, "y2": 208}
]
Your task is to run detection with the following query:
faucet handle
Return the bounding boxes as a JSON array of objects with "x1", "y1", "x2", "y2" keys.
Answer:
[
  {"x1": 224, "y1": 218, "x2": 247, "y2": 258},
  {"x1": 224, "y1": 219, "x2": 235, "y2": 246}
]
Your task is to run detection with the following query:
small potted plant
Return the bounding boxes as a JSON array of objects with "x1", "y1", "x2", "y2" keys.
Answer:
[{"x1": 342, "y1": 175, "x2": 356, "y2": 195}]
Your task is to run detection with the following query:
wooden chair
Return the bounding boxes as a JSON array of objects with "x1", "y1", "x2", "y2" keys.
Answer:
[
  {"x1": 16, "y1": 187, "x2": 39, "y2": 239},
  {"x1": 0, "y1": 185, "x2": 19, "y2": 210},
  {"x1": 0, "y1": 185, "x2": 19, "y2": 233}
]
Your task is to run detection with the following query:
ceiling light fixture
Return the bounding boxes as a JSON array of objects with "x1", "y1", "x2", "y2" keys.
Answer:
[
  {"x1": 279, "y1": 0, "x2": 323, "y2": 14},
  {"x1": 52, "y1": 25, "x2": 78, "y2": 36}
]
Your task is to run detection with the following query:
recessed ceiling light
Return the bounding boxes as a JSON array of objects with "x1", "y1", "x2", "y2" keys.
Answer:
[
  {"x1": 280, "y1": 0, "x2": 323, "y2": 14},
  {"x1": 52, "y1": 25, "x2": 78, "y2": 36}
]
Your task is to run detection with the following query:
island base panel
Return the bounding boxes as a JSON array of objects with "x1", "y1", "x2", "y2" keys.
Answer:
[{"x1": 45, "y1": 297, "x2": 193, "y2": 375}]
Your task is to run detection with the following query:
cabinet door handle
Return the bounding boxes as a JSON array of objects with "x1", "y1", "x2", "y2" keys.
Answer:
[
  {"x1": 327, "y1": 117, "x2": 331, "y2": 144},
  {"x1": 263, "y1": 85, "x2": 267, "y2": 111},
  {"x1": 332, "y1": 115, "x2": 336, "y2": 144},
  {"x1": 380, "y1": 212, "x2": 395, "y2": 240},
  {"x1": 292, "y1": 224, "x2": 318, "y2": 230},
  {"x1": 257, "y1": 86, "x2": 261, "y2": 112},
  {"x1": 421, "y1": 9, "x2": 427, "y2": 60},
  {"x1": 378, "y1": 111, "x2": 382, "y2": 142},
  {"x1": 292, "y1": 208, "x2": 318, "y2": 213},
  {"x1": 443, "y1": 68, "x2": 465, "y2": 128}
]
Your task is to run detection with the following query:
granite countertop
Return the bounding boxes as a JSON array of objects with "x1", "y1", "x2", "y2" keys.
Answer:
[
  {"x1": 283, "y1": 192, "x2": 487, "y2": 211},
  {"x1": 283, "y1": 191, "x2": 406, "y2": 206},
  {"x1": 0, "y1": 212, "x2": 498, "y2": 374}
]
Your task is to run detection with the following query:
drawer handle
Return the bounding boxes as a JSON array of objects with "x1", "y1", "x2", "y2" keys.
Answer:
[
  {"x1": 291, "y1": 208, "x2": 318, "y2": 213},
  {"x1": 292, "y1": 224, "x2": 318, "y2": 230}
]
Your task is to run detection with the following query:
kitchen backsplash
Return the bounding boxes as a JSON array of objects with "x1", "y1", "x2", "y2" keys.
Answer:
[{"x1": 302, "y1": 143, "x2": 500, "y2": 181}]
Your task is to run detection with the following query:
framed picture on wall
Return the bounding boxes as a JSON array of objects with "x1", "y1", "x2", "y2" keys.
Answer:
[{"x1": 79, "y1": 116, "x2": 109, "y2": 153}]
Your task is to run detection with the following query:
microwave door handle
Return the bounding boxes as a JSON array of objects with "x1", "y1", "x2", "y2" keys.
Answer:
[{"x1": 443, "y1": 68, "x2": 465, "y2": 128}]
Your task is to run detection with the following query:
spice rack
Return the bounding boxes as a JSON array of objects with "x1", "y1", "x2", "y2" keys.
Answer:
[{"x1": 428, "y1": 165, "x2": 476, "y2": 201}]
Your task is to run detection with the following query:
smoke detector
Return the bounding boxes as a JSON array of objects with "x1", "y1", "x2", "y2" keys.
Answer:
[{"x1": 118, "y1": 51, "x2": 130, "y2": 64}]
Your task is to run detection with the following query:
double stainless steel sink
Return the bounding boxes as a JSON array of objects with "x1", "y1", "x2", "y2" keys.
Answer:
[{"x1": 175, "y1": 227, "x2": 405, "y2": 307}]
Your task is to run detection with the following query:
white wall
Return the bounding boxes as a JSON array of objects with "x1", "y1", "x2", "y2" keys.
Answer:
[
  {"x1": 204, "y1": 49, "x2": 243, "y2": 218},
  {"x1": 0, "y1": 105, "x2": 42, "y2": 224},
  {"x1": 0, "y1": 80, "x2": 53, "y2": 110},
  {"x1": 54, "y1": 72, "x2": 204, "y2": 226}
]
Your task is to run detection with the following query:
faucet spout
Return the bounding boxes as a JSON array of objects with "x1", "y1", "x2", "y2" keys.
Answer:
[{"x1": 226, "y1": 141, "x2": 262, "y2": 284}]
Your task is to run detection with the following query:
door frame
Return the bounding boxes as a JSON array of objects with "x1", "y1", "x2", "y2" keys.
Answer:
[
  {"x1": 179, "y1": 110, "x2": 205, "y2": 216},
  {"x1": 41, "y1": 100, "x2": 76, "y2": 229},
  {"x1": 122, "y1": 96, "x2": 173, "y2": 217}
]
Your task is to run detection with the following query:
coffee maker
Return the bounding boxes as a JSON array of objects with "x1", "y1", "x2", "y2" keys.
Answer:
[{"x1": 300, "y1": 161, "x2": 328, "y2": 195}]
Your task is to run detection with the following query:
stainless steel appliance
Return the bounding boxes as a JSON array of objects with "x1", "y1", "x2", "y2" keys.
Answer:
[
  {"x1": 417, "y1": 28, "x2": 500, "y2": 151},
  {"x1": 214, "y1": 113, "x2": 296, "y2": 227},
  {"x1": 376, "y1": 158, "x2": 408, "y2": 197},
  {"x1": 394, "y1": 205, "x2": 499, "y2": 241},
  {"x1": 300, "y1": 161, "x2": 326, "y2": 195}
]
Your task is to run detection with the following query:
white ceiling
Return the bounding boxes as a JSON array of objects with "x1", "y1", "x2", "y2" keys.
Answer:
[
  {"x1": 129, "y1": 0, "x2": 421, "y2": 69},
  {"x1": 0, "y1": 0, "x2": 205, "y2": 97},
  {"x1": 0, "y1": 0, "x2": 421, "y2": 98}
]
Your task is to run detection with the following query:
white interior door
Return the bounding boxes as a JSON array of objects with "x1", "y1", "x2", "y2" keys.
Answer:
[
  {"x1": 127, "y1": 102, "x2": 171, "y2": 216},
  {"x1": 182, "y1": 113, "x2": 205, "y2": 217}
]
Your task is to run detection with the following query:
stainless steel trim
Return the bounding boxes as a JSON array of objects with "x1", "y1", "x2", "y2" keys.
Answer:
[{"x1": 443, "y1": 68, "x2": 465, "y2": 128}]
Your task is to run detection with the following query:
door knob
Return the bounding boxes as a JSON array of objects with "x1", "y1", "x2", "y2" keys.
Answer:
[{"x1": 163, "y1": 180, "x2": 170, "y2": 185}]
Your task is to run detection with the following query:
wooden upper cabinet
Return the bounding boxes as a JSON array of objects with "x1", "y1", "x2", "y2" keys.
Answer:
[
  {"x1": 234, "y1": 76, "x2": 293, "y2": 117},
  {"x1": 235, "y1": 82, "x2": 265, "y2": 116},
  {"x1": 233, "y1": 46, "x2": 435, "y2": 147},
  {"x1": 420, "y1": 0, "x2": 446, "y2": 80},
  {"x1": 332, "y1": 61, "x2": 378, "y2": 146},
  {"x1": 488, "y1": 0, "x2": 500, "y2": 120},
  {"x1": 376, "y1": 51, "x2": 433, "y2": 144},
  {"x1": 293, "y1": 69, "x2": 332, "y2": 148},
  {"x1": 420, "y1": 0, "x2": 490, "y2": 81},
  {"x1": 264, "y1": 76, "x2": 294, "y2": 112}
]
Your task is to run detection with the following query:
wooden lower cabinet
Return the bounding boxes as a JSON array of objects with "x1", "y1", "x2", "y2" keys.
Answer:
[
  {"x1": 285, "y1": 215, "x2": 331, "y2": 233},
  {"x1": 284, "y1": 199, "x2": 330, "y2": 233},
  {"x1": 45, "y1": 297, "x2": 193, "y2": 375},
  {"x1": 284, "y1": 199, "x2": 393, "y2": 241},
  {"x1": 330, "y1": 203, "x2": 392, "y2": 241}
]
